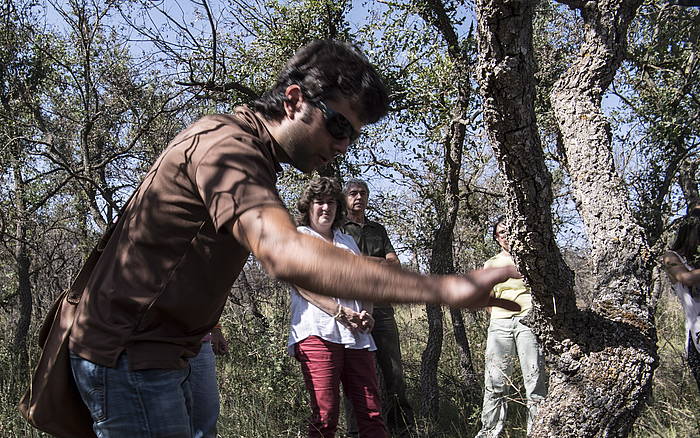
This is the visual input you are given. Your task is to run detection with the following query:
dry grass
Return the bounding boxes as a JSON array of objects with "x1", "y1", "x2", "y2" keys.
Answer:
[{"x1": 1, "y1": 288, "x2": 698, "y2": 437}]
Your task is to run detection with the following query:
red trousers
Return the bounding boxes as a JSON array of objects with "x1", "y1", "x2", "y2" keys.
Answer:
[{"x1": 295, "y1": 336, "x2": 387, "y2": 438}]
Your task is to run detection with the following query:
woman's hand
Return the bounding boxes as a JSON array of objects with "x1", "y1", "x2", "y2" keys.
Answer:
[
  {"x1": 335, "y1": 306, "x2": 363, "y2": 330},
  {"x1": 358, "y1": 310, "x2": 374, "y2": 332},
  {"x1": 337, "y1": 308, "x2": 374, "y2": 332}
]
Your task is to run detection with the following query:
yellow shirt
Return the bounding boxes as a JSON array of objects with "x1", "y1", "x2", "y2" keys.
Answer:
[{"x1": 483, "y1": 252, "x2": 532, "y2": 319}]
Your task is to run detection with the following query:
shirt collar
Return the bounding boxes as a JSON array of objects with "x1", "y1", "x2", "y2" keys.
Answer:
[
  {"x1": 344, "y1": 216, "x2": 368, "y2": 227},
  {"x1": 300, "y1": 225, "x2": 342, "y2": 242},
  {"x1": 234, "y1": 106, "x2": 283, "y2": 174}
]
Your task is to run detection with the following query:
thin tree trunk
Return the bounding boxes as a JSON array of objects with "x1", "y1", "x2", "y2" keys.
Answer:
[
  {"x1": 11, "y1": 151, "x2": 32, "y2": 374},
  {"x1": 450, "y1": 308, "x2": 480, "y2": 403},
  {"x1": 475, "y1": 0, "x2": 657, "y2": 435},
  {"x1": 415, "y1": 0, "x2": 474, "y2": 422},
  {"x1": 679, "y1": 157, "x2": 699, "y2": 209},
  {"x1": 420, "y1": 303, "x2": 444, "y2": 423},
  {"x1": 420, "y1": 226, "x2": 452, "y2": 421},
  {"x1": 636, "y1": 137, "x2": 689, "y2": 246}
]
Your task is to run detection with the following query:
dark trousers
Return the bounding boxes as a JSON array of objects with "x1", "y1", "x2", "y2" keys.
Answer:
[{"x1": 345, "y1": 306, "x2": 415, "y2": 437}]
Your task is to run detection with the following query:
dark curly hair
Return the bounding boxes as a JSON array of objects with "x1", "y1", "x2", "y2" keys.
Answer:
[
  {"x1": 250, "y1": 40, "x2": 389, "y2": 125},
  {"x1": 492, "y1": 216, "x2": 506, "y2": 242},
  {"x1": 670, "y1": 207, "x2": 700, "y2": 264},
  {"x1": 296, "y1": 177, "x2": 346, "y2": 230}
]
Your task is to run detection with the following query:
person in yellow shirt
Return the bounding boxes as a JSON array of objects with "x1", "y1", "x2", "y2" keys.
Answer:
[{"x1": 475, "y1": 217, "x2": 547, "y2": 438}]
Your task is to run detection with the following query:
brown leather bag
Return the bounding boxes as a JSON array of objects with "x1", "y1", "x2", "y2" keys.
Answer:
[{"x1": 18, "y1": 227, "x2": 114, "y2": 438}]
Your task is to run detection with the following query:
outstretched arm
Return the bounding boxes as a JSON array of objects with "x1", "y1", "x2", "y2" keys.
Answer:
[
  {"x1": 230, "y1": 206, "x2": 520, "y2": 309},
  {"x1": 663, "y1": 252, "x2": 700, "y2": 286}
]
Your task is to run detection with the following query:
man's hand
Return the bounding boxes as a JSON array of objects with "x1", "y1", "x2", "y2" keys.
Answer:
[
  {"x1": 210, "y1": 326, "x2": 229, "y2": 355},
  {"x1": 663, "y1": 251, "x2": 700, "y2": 287},
  {"x1": 440, "y1": 266, "x2": 522, "y2": 310}
]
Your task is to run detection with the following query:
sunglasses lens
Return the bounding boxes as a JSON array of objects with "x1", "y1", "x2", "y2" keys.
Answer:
[
  {"x1": 315, "y1": 100, "x2": 359, "y2": 142},
  {"x1": 327, "y1": 114, "x2": 356, "y2": 141}
]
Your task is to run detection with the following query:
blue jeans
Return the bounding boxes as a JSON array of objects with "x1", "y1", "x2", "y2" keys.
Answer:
[
  {"x1": 70, "y1": 351, "x2": 193, "y2": 438},
  {"x1": 189, "y1": 341, "x2": 219, "y2": 438}
]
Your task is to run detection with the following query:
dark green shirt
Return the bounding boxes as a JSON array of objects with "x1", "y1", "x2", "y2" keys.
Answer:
[
  {"x1": 342, "y1": 218, "x2": 397, "y2": 309},
  {"x1": 341, "y1": 218, "x2": 396, "y2": 259}
]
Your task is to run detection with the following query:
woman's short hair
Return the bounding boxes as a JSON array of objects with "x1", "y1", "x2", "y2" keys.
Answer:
[
  {"x1": 249, "y1": 40, "x2": 389, "y2": 125},
  {"x1": 296, "y1": 177, "x2": 347, "y2": 229}
]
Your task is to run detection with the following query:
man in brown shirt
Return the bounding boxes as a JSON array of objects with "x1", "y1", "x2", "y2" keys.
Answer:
[{"x1": 68, "y1": 40, "x2": 519, "y2": 437}]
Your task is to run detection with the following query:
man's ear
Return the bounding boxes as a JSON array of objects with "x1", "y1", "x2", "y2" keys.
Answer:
[{"x1": 283, "y1": 84, "x2": 304, "y2": 119}]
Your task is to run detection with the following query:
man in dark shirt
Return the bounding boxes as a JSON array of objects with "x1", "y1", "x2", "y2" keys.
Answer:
[
  {"x1": 342, "y1": 178, "x2": 415, "y2": 437},
  {"x1": 66, "y1": 40, "x2": 519, "y2": 437}
]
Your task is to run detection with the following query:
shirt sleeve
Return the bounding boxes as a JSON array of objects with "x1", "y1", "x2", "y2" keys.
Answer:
[
  {"x1": 380, "y1": 225, "x2": 396, "y2": 256},
  {"x1": 194, "y1": 124, "x2": 285, "y2": 232}
]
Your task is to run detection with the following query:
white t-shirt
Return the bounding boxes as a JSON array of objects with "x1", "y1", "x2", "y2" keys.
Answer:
[
  {"x1": 668, "y1": 250, "x2": 700, "y2": 354},
  {"x1": 286, "y1": 226, "x2": 376, "y2": 356}
]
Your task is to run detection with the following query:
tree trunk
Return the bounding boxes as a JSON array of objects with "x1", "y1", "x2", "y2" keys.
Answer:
[
  {"x1": 635, "y1": 137, "x2": 688, "y2": 246},
  {"x1": 415, "y1": 0, "x2": 474, "y2": 422},
  {"x1": 475, "y1": 0, "x2": 657, "y2": 435},
  {"x1": 420, "y1": 303, "x2": 444, "y2": 423},
  {"x1": 420, "y1": 225, "x2": 452, "y2": 421},
  {"x1": 679, "y1": 157, "x2": 699, "y2": 209},
  {"x1": 450, "y1": 308, "x2": 480, "y2": 403},
  {"x1": 12, "y1": 229, "x2": 31, "y2": 374},
  {"x1": 11, "y1": 150, "x2": 32, "y2": 373}
]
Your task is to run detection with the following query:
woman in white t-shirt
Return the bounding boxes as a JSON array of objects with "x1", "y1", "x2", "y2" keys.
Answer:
[
  {"x1": 662, "y1": 207, "x2": 700, "y2": 391},
  {"x1": 287, "y1": 177, "x2": 386, "y2": 438}
]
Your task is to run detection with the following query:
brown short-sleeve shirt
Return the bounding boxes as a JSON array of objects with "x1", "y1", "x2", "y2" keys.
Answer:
[{"x1": 69, "y1": 107, "x2": 286, "y2": 370}]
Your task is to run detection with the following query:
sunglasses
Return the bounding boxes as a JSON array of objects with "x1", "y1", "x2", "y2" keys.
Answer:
[{"x1": 311, "y1": 100, "x2": 360, "y2": 143}]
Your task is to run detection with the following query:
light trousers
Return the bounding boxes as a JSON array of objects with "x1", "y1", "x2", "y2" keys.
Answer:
[{"x1": 475, "y1": 316, "x2": 546, "y2": 438}]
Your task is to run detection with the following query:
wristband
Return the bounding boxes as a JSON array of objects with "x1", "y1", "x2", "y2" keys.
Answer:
[{"x1": 333, "y1": 304, "x2": 343, "y2": 319}]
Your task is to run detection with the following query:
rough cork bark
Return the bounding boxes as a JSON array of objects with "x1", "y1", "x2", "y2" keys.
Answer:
[{"x1": 475, "y1": 0, "x2": 657, "y2": 436}]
